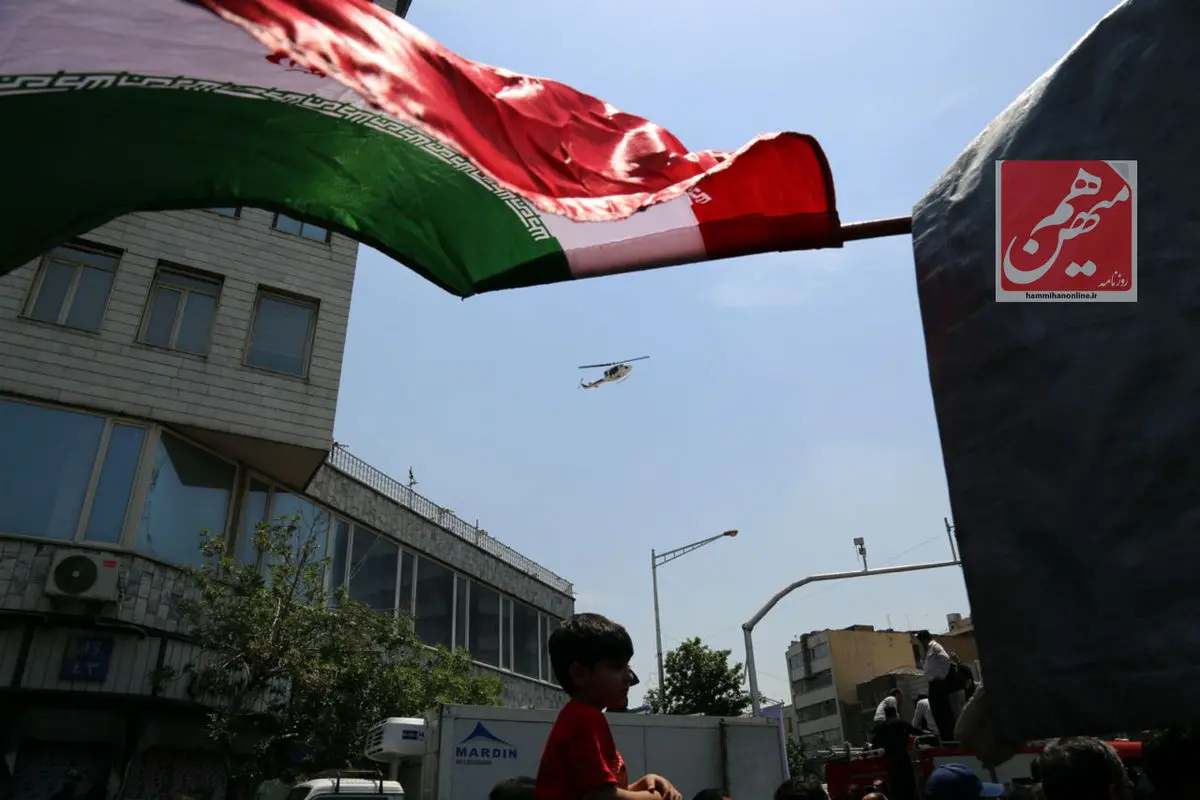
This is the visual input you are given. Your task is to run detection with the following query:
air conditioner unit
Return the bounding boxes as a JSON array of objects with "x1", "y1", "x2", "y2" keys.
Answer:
[
  {"x1": 365, "y1": 718, "x2": 426, "y2": 763},
  {"x1": 45, "y1": 550, "x2": 121, "y2": 602}
]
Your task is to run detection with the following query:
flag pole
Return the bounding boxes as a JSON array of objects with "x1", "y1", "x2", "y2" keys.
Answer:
[{"x1": 839, "y1": 216, "x2": 913, "y2": 242}]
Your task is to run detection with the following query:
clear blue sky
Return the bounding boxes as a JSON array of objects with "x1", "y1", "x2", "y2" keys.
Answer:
[{"x1": 333, "y1": 1, "x2": 1119, "y2": 705}]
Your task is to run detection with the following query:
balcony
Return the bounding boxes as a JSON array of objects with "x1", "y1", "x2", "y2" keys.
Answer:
[{"x1": 325, "y1": 446, "x2": 573, "y2": 596}]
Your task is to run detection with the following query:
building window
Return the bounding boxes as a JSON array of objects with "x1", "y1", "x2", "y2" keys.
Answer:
[
  {"x1": 512, "y1": 601, "x2": 540, "y2": 678},
  {"x1": 543, "y1": 615, "x2": 560, "y2": 684},
  {"x1": 0, "y1": 399, "x2": 146, "y2": 544},
  {"x1": 796, "y1": 698, "x2": 839, "y2": 723},
  {"x1": 807, "y1": 642, "x2": 830, "y2": 661},
  {"x1": 454, "y1": 576, "x2": 469, "y2": 650},
  {"x1": 24, "y1": 243, "x2": 119, "y2": 332},
  {"x1": 206, "y1": 208, "x2": 241, "y2": 218},
  {"x1": 237, "y1": 479, "x2": 272, "y2": 565},
  {"x1": 245, "y1": 289, "x2": 317, "y2": 377},
  {"x1": 499, "y1": 597, "x2": 512, "y2": 671},
  {"x1": 398, "y1": 550, "x2": 415, "y2": 615},
  {"x1": 792, "y1": 669, "x2": 833, "y2": 698},
  {"x1": 273, "y1": 213, "x2": 330, "y2": 243},
  {"x1": 140, "y1": 267, "x2": 222, "y2": 356},
  {"x1": 414, "y1": 557, "x2": 453, "y2": 649},
  {"x1": 469, "y1": 583, "x2": 501, "y2": 667},
  {"x1": 266, "y1": 490, "x2": 330, "y2": 568},
  {"x1": 136, "y1": 431, "x2": 235, "y2": 567},
  {"x1": 329, "y1": 516, "x2": 352, "y2": 592},
  {"x1": 346, "y1": 525, "x2": 399, "y2": 612},
  {"x1": 83, "y1": 424, "x2": 147, "y2": 544}
]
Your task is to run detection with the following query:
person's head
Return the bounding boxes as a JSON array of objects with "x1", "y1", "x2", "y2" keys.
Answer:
[
  {"x1": 888, "y1": 688, "x2": 902, "y2": 701},
  {"x1": 1142, "y1": 726, "x2": 1200, "y2": 799},
  {"x1": 1038, "y1": 737, "x2": 1134, "y2": 800},
  {"x1": 773, "y1": 776, "x2": 828, "y2": 800},
  {"x1": 917, "y1": 693, "x2": 928, "y2": 701},
  {"x1": 489, "y1": 777, "x2": 536, "y2": 800},
  {"x1": 924, "y1": 763, "x2": 1004, "y2": 799},
  {"x1": 548, "y1": 612, "x2": 635, "y2": 707},
  {"x1": 692, "y1": 789, "x2": 729, "y2": 800},
  {"x1": 916, "y1": 630, "x2": 932, "y2": 645}
]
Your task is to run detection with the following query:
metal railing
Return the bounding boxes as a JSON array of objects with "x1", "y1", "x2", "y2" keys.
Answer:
[{"x1": 325, "y1": 446, "x2": 574, "y2": 595}]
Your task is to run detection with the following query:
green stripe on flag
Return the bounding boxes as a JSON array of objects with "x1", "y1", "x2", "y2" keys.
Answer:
[{"x1": 0, "y1": 75, "x2": 570, "y2": 297}]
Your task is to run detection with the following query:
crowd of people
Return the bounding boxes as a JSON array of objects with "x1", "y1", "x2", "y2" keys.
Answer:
[{"x1": 510, "y1": 611, "x2": 1199, "y2": 800}]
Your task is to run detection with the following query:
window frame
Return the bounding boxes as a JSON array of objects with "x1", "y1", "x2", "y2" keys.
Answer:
[
  {"x1": 272, "y1": 212, "x2": 332, "y2": 244},
  {"x1": 0, "y1": 396, "x2": 150, "y2": 548},
  {"x1": 22, "y1": 241, "x2": 121, "y2": 332},
  {"x1": 234, "y1": 472, "x2": 335, "y2": 584},
  {"x1": 243, "y1": 287, "x2": 319, "y2": 379},
  {"x1": 137, "y1": 263, "x2": 223, "y2": 356},
  {"x1": 129, "y1": 426, "x2": 240, "y2": 568}
]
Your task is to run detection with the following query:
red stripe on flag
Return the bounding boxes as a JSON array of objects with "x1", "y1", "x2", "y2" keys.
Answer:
[
  {"x1": 198, "y1": 0, "x2": 839, "y2": 237},
  {"x1": 688, "y1": 133, "x2": 840, "y2": 258}
]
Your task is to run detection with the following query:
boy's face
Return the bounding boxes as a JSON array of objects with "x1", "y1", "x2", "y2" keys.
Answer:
[{"x1": 572, "y1": 658, "x2": 636, "y2": 709}]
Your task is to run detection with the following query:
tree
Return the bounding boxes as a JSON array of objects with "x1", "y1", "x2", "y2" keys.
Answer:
[
  {"x1": 159, "y1": 517, "x2": 502, "y2": 797},
  {"x1": 785, "y1": 737, "x2": 810, "y2": 780},
  {"x1": 644, "y1": 637, "x2": 751, "y2": 716}
]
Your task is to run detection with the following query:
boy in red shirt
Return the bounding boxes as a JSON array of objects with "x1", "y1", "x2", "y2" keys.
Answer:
[{"x1": 535, "y1": 614, "x2": 682, "y2": 800}]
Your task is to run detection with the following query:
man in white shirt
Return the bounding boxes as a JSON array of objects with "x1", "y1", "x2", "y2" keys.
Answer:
[
  {"x1": 873, "y1": 689, "x2": 902, "y2": 724},
  {"x1": 916, "y1": 630, "x2": 956, "y2": 741},
  {"x1": 911, "y1": 692, "x2": 940, "y2": 740}
]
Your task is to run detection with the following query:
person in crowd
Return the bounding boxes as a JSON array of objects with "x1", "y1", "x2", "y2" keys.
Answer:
[
  {"x1": 912, "y1": 692, "x2": 940, "y2": 741},
  {"x1": 535, "y1": 613, "x2": 682, "y2": 800},
  {"x1": 916, "y1": 630, "x2": 956, "y2": 740},
  {"x1": 773, "y1": 775, "x2": 829, "y2": 800},
  {"x1": 861, "y1": 793, "x2": 888, "y2": 800},
  {"x1": 1037, "y1": 736, "x2": 1135, "y2": 800},
  {"x1": 947, "y1": 654, "x2": 969, "y2": 719},
  {"x1": 1140, "y1": 725, "x2": 1200, "y2": 799},
  {"x1": 692, "y1": 789, "x2": 729, "y2": 800},
  {"x1": 870, "y1": 704, "x2": 923, "y2": 800},
  {"x1": 873, "y1": 689, "x2": 903, "y2": 727},
  {"x1": 492, "y1": 777, "x2": 538, "y2": 800},
  {"x1": 923, "y1": 763, "x2": 1004, "y2": 799}
]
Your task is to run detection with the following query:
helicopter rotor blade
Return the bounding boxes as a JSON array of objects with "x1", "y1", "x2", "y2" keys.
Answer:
[{"x1": 577, "y1": 355, "x2": 650, "y2": 370}]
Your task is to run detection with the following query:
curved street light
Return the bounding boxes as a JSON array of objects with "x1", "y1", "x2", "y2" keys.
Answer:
[{"x1": 650, "y1": 530, "x2": 739, "y2": 698}]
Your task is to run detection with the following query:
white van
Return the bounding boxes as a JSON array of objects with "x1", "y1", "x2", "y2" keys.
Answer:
[{"x1": 285, "y1": 770, "x2": 404, "y2": 800}]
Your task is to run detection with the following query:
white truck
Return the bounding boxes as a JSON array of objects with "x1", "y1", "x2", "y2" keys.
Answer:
[{"x1": 295, "y1": 704, "x2": 789, "y2": 800}]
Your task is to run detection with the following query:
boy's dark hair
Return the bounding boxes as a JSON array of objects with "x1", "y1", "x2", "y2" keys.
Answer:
[
  {"x1": 692, "y1": 789, "x2": 729, "y2": 800},
  {"x1": 1038, "y1": 737, "x2": 1128, "y2": 800},
  {"x1": 489, "y1": 776, "x2": 536, "y2": 800},
  {"x1": 774, "y1": 776, "x2": 828, "y2": 800},
  {"x1": 888, "y1": 688, "x2": 902, "y2": 698},
  {"x1": 548, "y1": 613, "x2": 634, "y2": 694},
  {"x1": 917, "y1": 693, "x2": 928, "y2": 700}
]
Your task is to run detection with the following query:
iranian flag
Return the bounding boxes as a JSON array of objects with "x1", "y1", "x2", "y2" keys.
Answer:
[{"x1": 0, "y1": 0, "x2": 840, "y2": 298}]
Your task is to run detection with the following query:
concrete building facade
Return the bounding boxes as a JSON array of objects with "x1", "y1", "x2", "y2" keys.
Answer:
[{"x1": 0, "y1": 200, "x2": 573, "y2": 796}]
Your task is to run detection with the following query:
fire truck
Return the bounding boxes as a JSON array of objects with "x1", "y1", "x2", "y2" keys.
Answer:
[{"x1": 822, "y1": 739, "x2": 1143, "y2": 798}]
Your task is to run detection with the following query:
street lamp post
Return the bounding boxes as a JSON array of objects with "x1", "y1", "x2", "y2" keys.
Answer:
[{"x1": 651, "y1": 530, "x2": 739, "y2": 701}]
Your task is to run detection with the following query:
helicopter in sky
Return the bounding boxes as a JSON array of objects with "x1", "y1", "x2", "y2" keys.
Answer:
[{"x1": 579, "y1": 356, "x2": 650, "y2": 389}]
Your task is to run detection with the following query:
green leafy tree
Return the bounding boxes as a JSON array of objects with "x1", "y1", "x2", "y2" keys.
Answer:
[
  {"x1": 785, "y1": 737, "x2": 809, "y2": 780},
  {"x1": 162, "y1": 517, "x2": 502, "y2": 797},
  {"x1": 644, "y1": 637, "x2": 751, "y2": 716}
]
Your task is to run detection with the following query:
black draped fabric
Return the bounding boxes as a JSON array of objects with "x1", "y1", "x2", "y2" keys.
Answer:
[{"x1": 912, "y1": 0, "x2": 1200, "y2": 741}]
